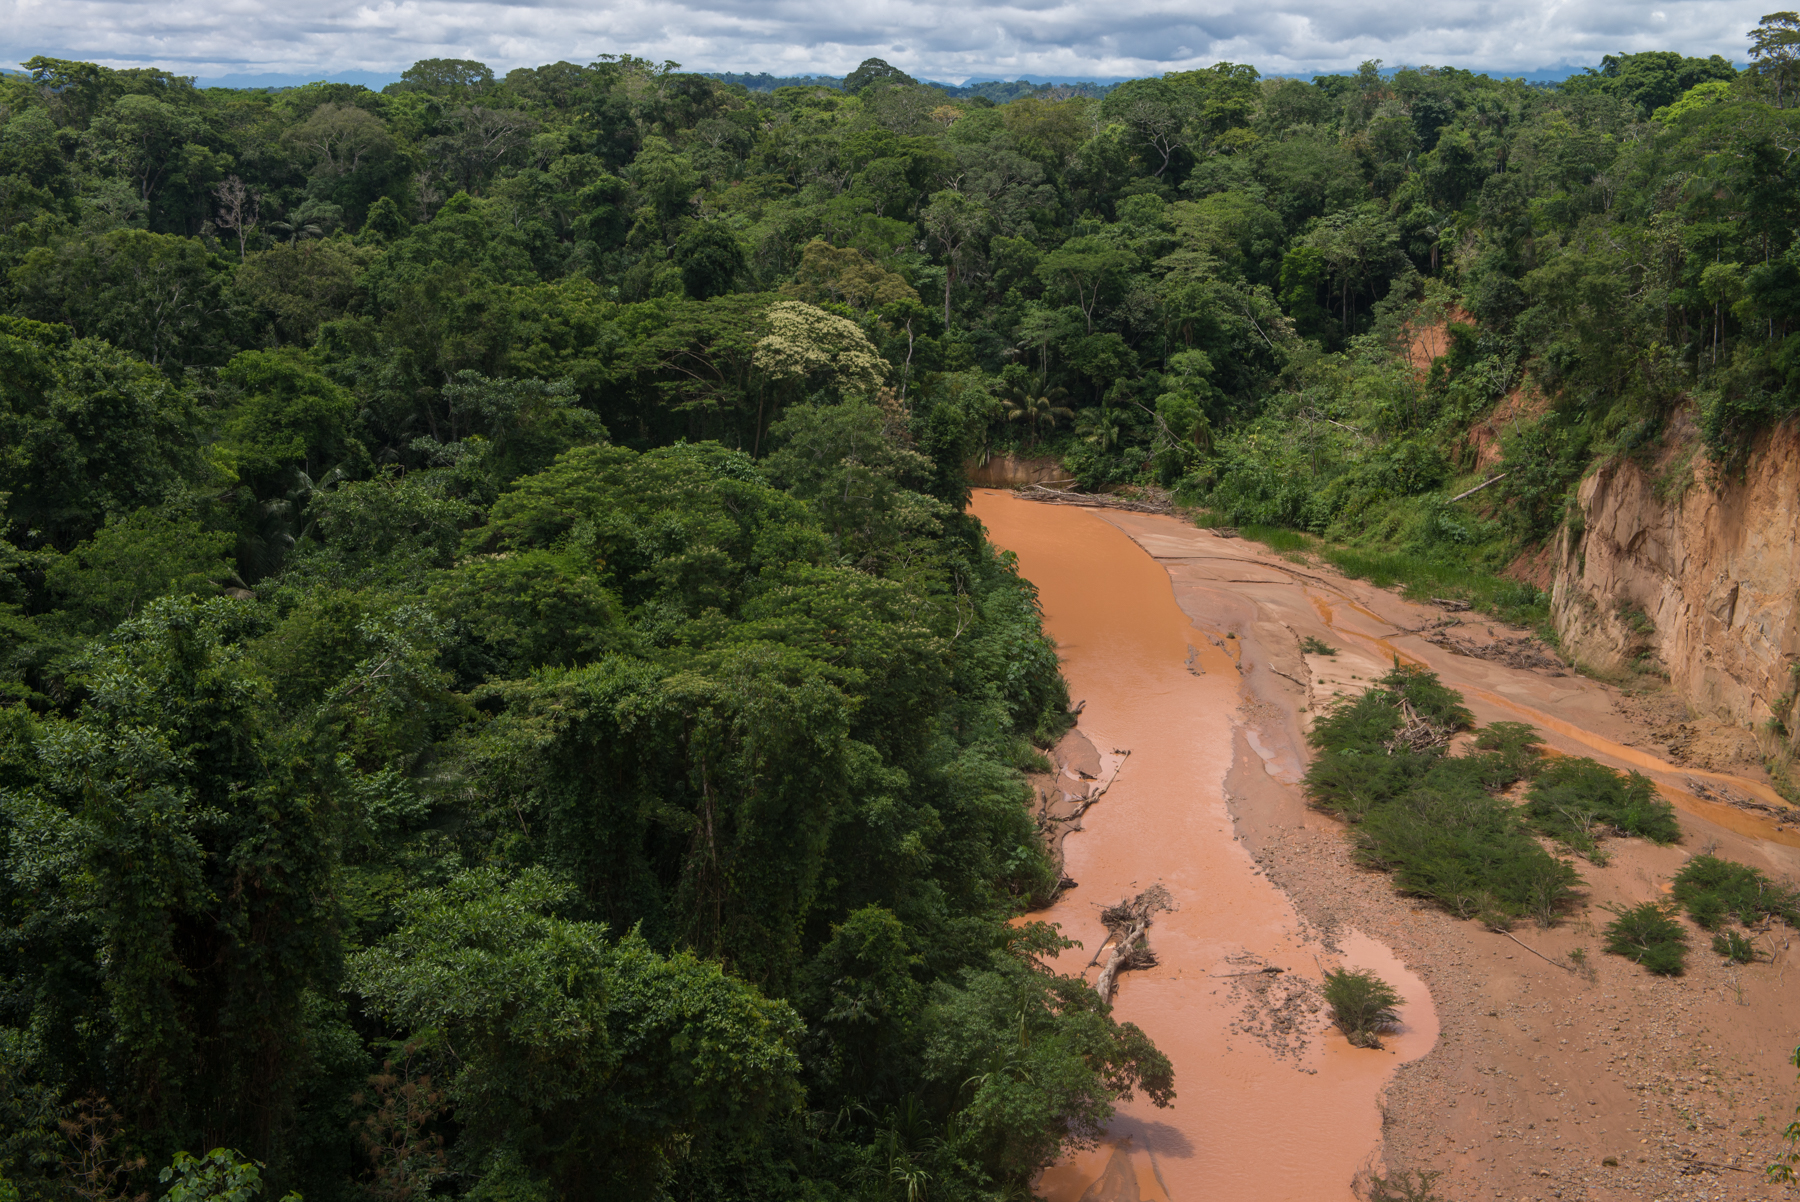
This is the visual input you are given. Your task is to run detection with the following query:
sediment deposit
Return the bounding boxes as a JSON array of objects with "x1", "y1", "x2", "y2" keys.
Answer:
[{"x1": 976, "y1": 488, "x2": 1800, "y2": 1202}]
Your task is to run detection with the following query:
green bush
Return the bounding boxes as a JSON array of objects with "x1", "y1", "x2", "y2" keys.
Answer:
[
  {"x1": 1322, "y1": 968, "x2": 1403, "y2": 1049},
  {"x1": 1304, "y1": 666, "x2": 1580, "y2": 924},
  {"x1": 1671, "y1": 854, "x2": 1800, "y2": 928},
  {"x1": 1713, "y1": 930, "x2": 1758, "y2": 964},
  {"x1": 1359, "y1": 1168, "x2": 1448, "y2": 1202},
  {"x1": 1300, "y1": 636, "x2": 1338, "y2": 655},
  {"x1": 1525, "y1": 757, "x2": 1681, "y2": 856},
  {"x1": 1470, "y1": 722, "x2": 1545, "y2": 787},
  {"x1": 1603, "y1": 902, "x2": 1688, "y2": 975}
]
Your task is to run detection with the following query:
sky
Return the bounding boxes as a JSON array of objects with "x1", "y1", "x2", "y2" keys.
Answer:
[{"x1": 0, "y1": 0, "x2": 1761, "y2": 85}]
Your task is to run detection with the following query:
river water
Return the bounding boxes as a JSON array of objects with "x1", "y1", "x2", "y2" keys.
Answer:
[{"x1": 971, "y1": 490, "x2": 1438, "y2": 1202}]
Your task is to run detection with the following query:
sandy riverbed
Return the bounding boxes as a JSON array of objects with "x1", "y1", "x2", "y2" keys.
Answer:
[{"x1": 972, "y1": 490, "x2": 1800, "y2": 1202}]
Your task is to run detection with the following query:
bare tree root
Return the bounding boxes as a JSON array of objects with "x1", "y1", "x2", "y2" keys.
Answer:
[{"x1": 1092, "y1": 884, "x2": 1175, "y2": 1001}]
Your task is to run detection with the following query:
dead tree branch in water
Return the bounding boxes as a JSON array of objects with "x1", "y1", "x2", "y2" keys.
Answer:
[
  {"x1": 1054, "y1": 750, "x2": 1129, "y2": 824},
  {"x1": 1015, "y1": 483, "x2": 1173, "y2": 514},
  {"x1": 1092, "y1": 885, "x2": 1175, "y2": 1001}
]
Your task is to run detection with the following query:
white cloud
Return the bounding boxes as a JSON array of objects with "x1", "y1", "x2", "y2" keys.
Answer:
[{"x1": 0, "y1": 0, "x2": 1763, "y2": 81}]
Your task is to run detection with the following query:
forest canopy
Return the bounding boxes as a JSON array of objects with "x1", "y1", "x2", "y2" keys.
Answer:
[{"x1": 1, "y1": 25, "x2": 1799, "y2": 1200}]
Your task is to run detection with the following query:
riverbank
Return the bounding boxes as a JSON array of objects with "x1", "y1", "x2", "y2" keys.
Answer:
[
  {"x1": 974, "y1": 489, "x2": 1800, "y2": 1202},
  {"x1": 972, "y1": 490, "x2": 1437, "y2": 1202}
]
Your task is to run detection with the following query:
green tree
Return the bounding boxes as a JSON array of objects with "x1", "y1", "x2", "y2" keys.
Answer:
[
  {"x1": 348, "y1": 868, "x2": 803, "y2": 1201},
  {"x1": 1036, "y1": 237, "x2": 1137, "y2": 335},
  {"x1": 843, "y1": 58, "x2": 918, "y2": 93},
  {"x1": 11, "y1": 230, "x2": 237, "y2": 368},
  {"x1": 920, "y1": 938, "x2": 1174, "y2": 1179},
  {"x1": 921, "y1": 190, "x2": 989, "y2": 329},
  {"x1": 674, "y1": 222, "x2": 745, "y2": 299},
  {"x1": 44, "y1": 508, "x2": 235, "y2": 633},
  {"x1": 0, "y1": 316, "x2": 204, "y2": 547},
  {"x1": 218, "y1": 350, "x2": 369, "y2": 497},
  {"x1": 1751, "y1": 12, "x2": 1800, "y2": 106},
  {"x1": 3, "y1": 596, "x2": 345, "y2": 1168},
  {"x1": 389, "y1": 58, "x2": 496, "y2": 98},
  {"x1": 160, "y1": 1148, "x2": 300, "y2": 1202}
]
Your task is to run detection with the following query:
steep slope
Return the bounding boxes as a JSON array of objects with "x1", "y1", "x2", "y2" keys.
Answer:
[{"x1": 1553, "y1": 419, "x2": 1800, "y2": 741}]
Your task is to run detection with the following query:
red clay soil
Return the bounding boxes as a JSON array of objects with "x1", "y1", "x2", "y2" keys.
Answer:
[{"x1": 974, "y1": 489, "x2": 1800, "y2": 1202}]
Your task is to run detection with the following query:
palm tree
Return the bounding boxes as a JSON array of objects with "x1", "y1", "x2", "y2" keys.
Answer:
[
  {"x1": 1078, "y1": 405, "x2": 1123, "y2": 454},
  {"x1": 1002, "y1": 386, "x2": 1073, "y2": 447}
]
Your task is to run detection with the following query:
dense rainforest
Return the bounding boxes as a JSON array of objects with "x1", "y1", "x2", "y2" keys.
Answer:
[{"x1": 0, "y1": 23, "x2": 1798, "y2": 1201}]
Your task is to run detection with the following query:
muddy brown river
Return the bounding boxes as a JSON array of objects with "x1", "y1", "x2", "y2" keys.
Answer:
[
  {"x1": 972, "y1": 491, "x2": 1438, "y2": 1201},
  {"x1": 973, "y1": 488, "x2": 1800, "y2": 1202}
]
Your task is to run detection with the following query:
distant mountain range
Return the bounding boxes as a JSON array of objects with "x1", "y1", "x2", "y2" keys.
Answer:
[
  {"x1": 2, "y1": 61, "x2": 1606, "y2": 94},
  {"x1": 191, "y1": 69, "x2": 404, "y2": 90}
]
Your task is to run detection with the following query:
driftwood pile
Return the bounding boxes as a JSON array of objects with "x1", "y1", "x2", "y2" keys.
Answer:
[
  {"x1": 1421, "y1": 627, "x2": 1566, "y2": 674},
  {"x1": 1015, "y1": 483, "x2": 1174, "y2": 515},
  {"x1": 1685, "y1": 776, "x2": 1800, "y2": 829},
  {"x1": 1089, "y1": 884, "x2": 1175, "y2": 1000},
  {"x1": 1382, "y1": 698, "x2": 1455, "y2": 754}
]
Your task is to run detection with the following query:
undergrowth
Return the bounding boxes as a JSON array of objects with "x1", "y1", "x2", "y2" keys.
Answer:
[
  {"x1": 1525, "y1": 757, "x2": 1681, "y2": 861},
  {"x1": 1713, "y1": 930, "x2": 1759, "y2": 964},
  {"x1": 1603, "y1": 902, "x2": 1688, "y2": 975},
  {"x1": 1671, "y1": 854, "x2": 1800, "y2": 929},
  {"x1": 1322, "y1": 968, "x2": 1403, "y2": 1049},
  {"x1": 1304, "y1": 665, "x2": 1685, "y2": 927},
  {"x1": 1358, "y1": 1168, "x2": 1449, "y2": 1202}
]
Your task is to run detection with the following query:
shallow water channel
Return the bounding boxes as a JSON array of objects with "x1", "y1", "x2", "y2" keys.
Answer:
[{"x1": 971, "y1": 490, "x2": 1438, "y2": 1202}]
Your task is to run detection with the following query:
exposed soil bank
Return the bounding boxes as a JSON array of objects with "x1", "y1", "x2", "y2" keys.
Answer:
[
  {"x1": 965, "y1": 453, "x2": 1072, "y2": 488},
  {"x1": 988, "y1": 492, "x2": 1800, "y2": 1202},
  {"x1": 971, "y1": 490, "x2": 1437, "y2": 1202},
  {"x1": 1554, "y1": 417, "x2": 1800, "y2": 740}
]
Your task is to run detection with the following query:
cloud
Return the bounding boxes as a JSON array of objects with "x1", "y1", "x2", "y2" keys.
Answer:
[{"x1": 0, "y1": 0, "x2": 1762, "y2": 82}]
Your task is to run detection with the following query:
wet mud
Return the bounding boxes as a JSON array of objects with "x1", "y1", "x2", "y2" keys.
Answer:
[{"x1": 974, "y1": 489, "x2": 1800, "y2": 1202}]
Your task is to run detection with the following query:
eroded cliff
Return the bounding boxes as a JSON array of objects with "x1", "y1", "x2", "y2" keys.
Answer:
[{"x1": 1552, "y1": 417, "x2": 1800, "y2": 733}]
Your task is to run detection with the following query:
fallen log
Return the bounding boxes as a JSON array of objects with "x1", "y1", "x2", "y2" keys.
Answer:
[
  {"x1": 1015, "y1": 483, "x2": 1173, "y2": 515},
  {"x1": 1091, "y1": 884, "x2": 1175, "y2": 1001},
  {"x1": 1449, "y1": 472, "x2": 1508, "y2": 503}
]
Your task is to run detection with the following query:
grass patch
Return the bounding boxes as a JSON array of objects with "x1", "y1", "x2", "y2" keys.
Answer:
[
  {"x1": 1602, "y1": 902, "x2": 1688, "y2": 975},
  {"x1": 1239, "y1": 523, "x2": 1314, "y2": 554},
  {"x1": 1320, "y1": 545, "x2": 1550, "y2": 629},
  {"x1": 1300, "y1": 636, "x2": 1339, "y2": 656},
  {"x1": 1670, "y1": 854, "x2": 1800, "y2": 929},
  {"x1": 1305, "y1": 665, "x2": 1582, "y2": 926},
  {"x1": 1322, "y1": 968, "x2": 1403, "y2": 1049},
  {"x1": 1226, "y1": 520, "x2": 1552, "y2": 631},
  {"x1": 1524, "y1": 757, "x2": 1681, "y2": 860}
]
